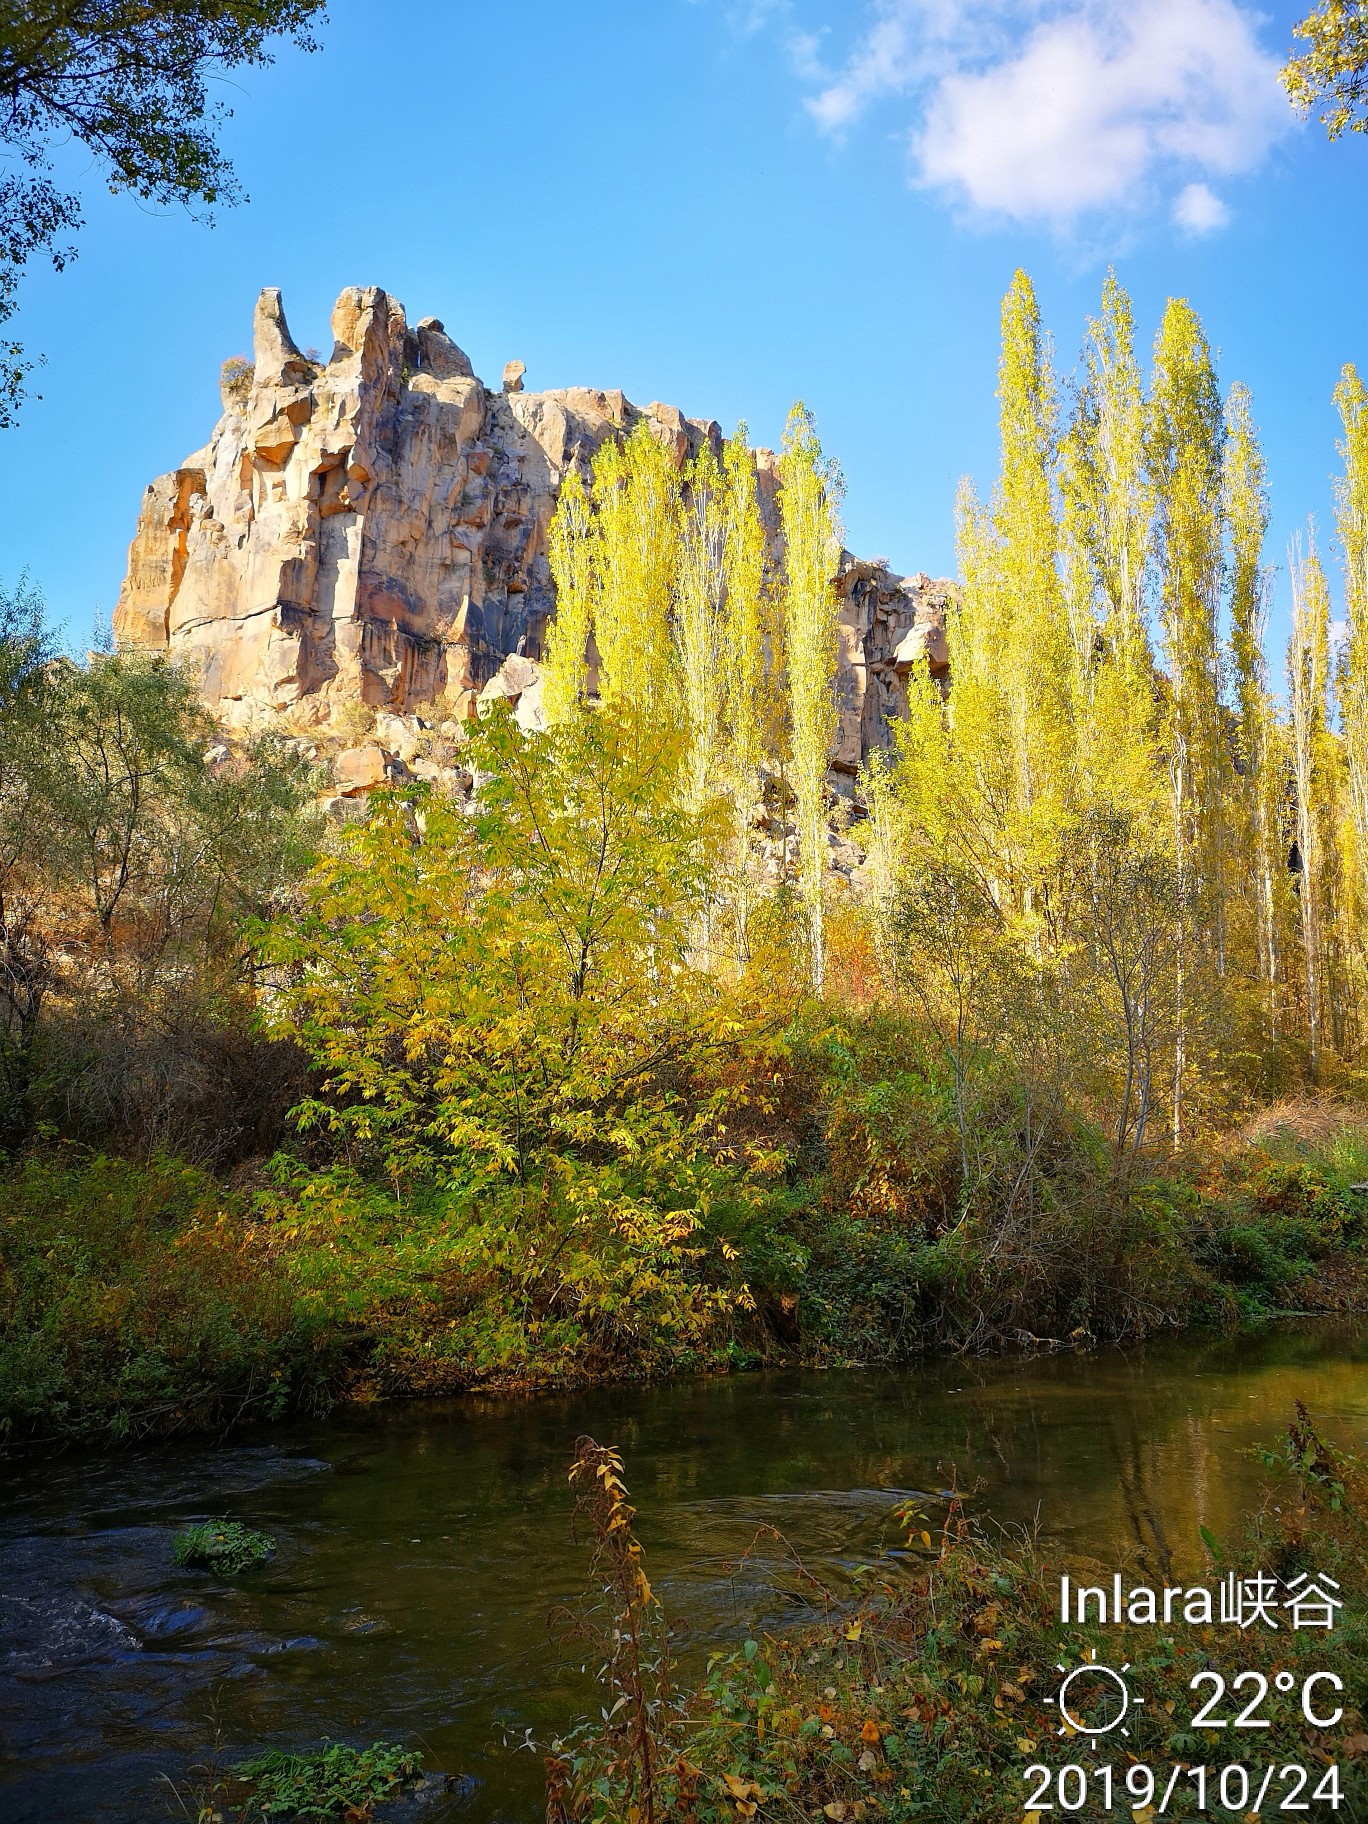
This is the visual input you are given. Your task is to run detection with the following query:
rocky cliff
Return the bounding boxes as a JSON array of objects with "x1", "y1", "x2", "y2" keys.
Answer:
[{"x1": 114, "y1": 286, "x2": 949, "y2": 776}]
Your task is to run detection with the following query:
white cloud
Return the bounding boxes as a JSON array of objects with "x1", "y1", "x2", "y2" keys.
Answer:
[
  {"x1": 804, "y1": 14, "x2": 920, "y2": 132},
  {"x1": 1173, "y1": 181, "x2": 1231, "y2": 233},
  {"x1": 788, "y1": 0, "x2": 1289, "y2": 233}
]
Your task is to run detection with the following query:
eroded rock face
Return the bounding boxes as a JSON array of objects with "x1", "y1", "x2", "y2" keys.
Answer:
[{"x1": 114, "y1": 285, "x2": 949, "y2": 763}]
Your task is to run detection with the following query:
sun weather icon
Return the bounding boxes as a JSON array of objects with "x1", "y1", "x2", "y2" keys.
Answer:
[{"x1": 1052, "y1": 1648, "x2": 1145, "y2": 1747}]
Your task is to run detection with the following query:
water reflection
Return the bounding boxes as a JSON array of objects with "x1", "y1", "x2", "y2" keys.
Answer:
[{"x1": 2, "y1": 1323, "x2": 1366, "y2": 1823}]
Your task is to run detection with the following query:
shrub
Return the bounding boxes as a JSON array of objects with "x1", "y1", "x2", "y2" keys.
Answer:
[
  {"x1": 0, "y1": 1149, "x2": 339, "y2": 1442},
  {"x1": 220, "y1": 354, "x2": 254, "y2": 406}
]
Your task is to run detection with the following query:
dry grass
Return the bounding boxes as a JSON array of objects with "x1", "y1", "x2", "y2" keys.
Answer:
[{"x1": 1239, "y1": 1095, "x2": 1368, "y2": 1153}]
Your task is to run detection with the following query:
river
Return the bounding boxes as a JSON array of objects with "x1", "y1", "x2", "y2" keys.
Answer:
[{"x1": 2, "y1": 1322, "x2": 1367, "y2": 1823}]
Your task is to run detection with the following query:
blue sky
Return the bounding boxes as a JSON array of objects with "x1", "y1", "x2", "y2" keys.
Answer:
[{"x1": 0, "y1": 0, "x2": 1362, "y2": 656}]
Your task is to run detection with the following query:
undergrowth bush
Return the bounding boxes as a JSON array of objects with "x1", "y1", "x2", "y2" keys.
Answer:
[
  {"x1": 2, "y1": 1072, "x2": 1365, "y2": 1443},
  {"x1": 0, "y1": 1150, "x2": 338, "y2": 1442}
]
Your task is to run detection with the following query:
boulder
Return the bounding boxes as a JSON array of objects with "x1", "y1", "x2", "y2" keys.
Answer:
[
  {"x1": 478, "y1": 653, "x2": 546, "y2": 733},
  {"x1": 334, "y1": 744, "x2": 389, "y2": 795}
]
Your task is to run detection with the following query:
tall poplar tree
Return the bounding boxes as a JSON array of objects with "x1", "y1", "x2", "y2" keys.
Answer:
[
  {"x1": 994, "y1": 271, "x2": 1074, "y2": 869},
  {"x1": 718, "y1": 426, "x2": 770, "y2": 955},
  {"x1": 1334, "y1": 362, "x2": 1368, "y2": 1034},
  {"x1": 1288, "y1": 534, "x2": 1334, "y2": 1075},
  {"x1": 1059, "y1": 272, "x2": 1156, "y2": 820},
  {"x1": 675, "y1": 440, "x2": 727, "y2": 814},
  {"x1": 591, "y1": 422, "x2": 679, "y2": 718},
  {"x1": 544, "y1": 463, "x2": 597, "y2": 723},
  {"x1": 542, "y1": 422, "x2": 680, "y2": 724},
  {"x1": 1147, "y1": 299, "x2": 1228, "y2": 1141},
  {"x1": 936, "y1": 274, "x2": 1074, "y2": 946},
  {"x1": 1225, "y1": 382, "x2": 1283, "y2": 1022},
  {"x1": 777, "y1": 403, "x2": 842, "y2": 993}
]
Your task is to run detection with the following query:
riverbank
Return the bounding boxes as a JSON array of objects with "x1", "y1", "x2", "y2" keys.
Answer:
[
  {"x1": 4, "y1": 1093, "x2": 1366, "y2": 1445},
  {"x1": 549, "y1": 1408, "x2": 1368, "y2": 1823}
]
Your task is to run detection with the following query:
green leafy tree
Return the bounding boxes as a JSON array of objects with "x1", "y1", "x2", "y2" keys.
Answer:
[
  {"x1": 889, "y1": 857, "x2": 1006, "y2": 1194},
  {"x1": 1065, "y1": 808, "x2": 1183, "y2": 1176},
  {"x1": 0, "y1": 574, "x2": 55, "y2": 1141},
  {"x1": 1284, "y1": 0, "x2": 1368, "y2": 138},
  {"x1": 0, "y1": 0, "x2": 326, "y2": 424},
  {"x1": 263, "y1": 708, "x2": 766, "y2": 1357},
  {"x1": 270, "y1": 707, "x2": 732, "y2": 1188},
  {"x1": 40, "y1": 653, "x2": 312, "y2": 978},
  {"x1": 1, "y1": 645, "x2": 315, "y2": 1148}
]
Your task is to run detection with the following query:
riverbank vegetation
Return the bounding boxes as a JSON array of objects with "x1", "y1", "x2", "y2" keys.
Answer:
[
  {"x1": 5, "y1": 269, "x2": 1368, "y2": 1442},
  {"x1": 548, "y1": 1410, "x2": 1368, "y2": 1822}
]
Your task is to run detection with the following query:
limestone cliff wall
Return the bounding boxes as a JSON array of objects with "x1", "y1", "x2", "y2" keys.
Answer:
[{"x1": 114, "y1": 286, "x2": 949, "y2": 771}]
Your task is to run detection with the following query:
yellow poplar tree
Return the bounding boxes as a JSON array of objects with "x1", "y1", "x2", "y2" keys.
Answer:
[
  {"x1": 1059, "y1": 272, "x2": 1158, "y2": 823},
  {"x1": 930, "y1": 275, "x2": 1074, "y2": 943},
  {"x1": 1288, "y1": 532, "x2": 1334, "y2": 1074},
  {"x1": 720, "y1": 426, "x2": 768, "y2": 803},
  {"x1": 1334, "y1": 362, "x2": 1368, "y2": 1042},
  {"x1": 1224, "y1": 381, "x2": 1284, "y2": 1025},
  {"x1": 940, "y1": 475, "x2": 1014, "y2": 894},
  {"x1": 1147, "y1": 298, "x2": 1228, "y2": 1140},
  {"x1": 994, "y1": 270, "x2": 1075, "y2": 890},
  {"x1": 591, "y1": 421, "x2": 679, "y2": 718},
  {"x1": 675, "y1": 438, "x2": 727, "y2": 814},
  {"x1": 543, "y1": 463, "x2": 597, "y2": 723},
  {"x1": 718, "y1": 424, "x2": 770, "y2": 956},
  {"x1": 777, "y1": 402, "x2": 842, "y2": 993}
]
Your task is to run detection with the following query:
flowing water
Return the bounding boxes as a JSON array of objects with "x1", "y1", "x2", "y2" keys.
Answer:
[{"x1": 3, "y1": 1323, "x2": 1368, "y2": 1823}]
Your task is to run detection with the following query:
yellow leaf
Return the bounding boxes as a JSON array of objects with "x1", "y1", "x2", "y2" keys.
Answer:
[
  {"x1": 845, "y1": 1619, "x2": 863, "y2": 1641},
  {"x1": 723, "y1": 1774, "x2": 761, "y2": 1801}
]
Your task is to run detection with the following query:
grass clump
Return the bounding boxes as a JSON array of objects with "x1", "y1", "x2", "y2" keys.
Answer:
[
  {"x1": 235, "y1": 1741, "x2": 422, "y2": 1818},
  {"x1": 172, "y1": 1519, "x2": 275, "y2": 1574}
]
